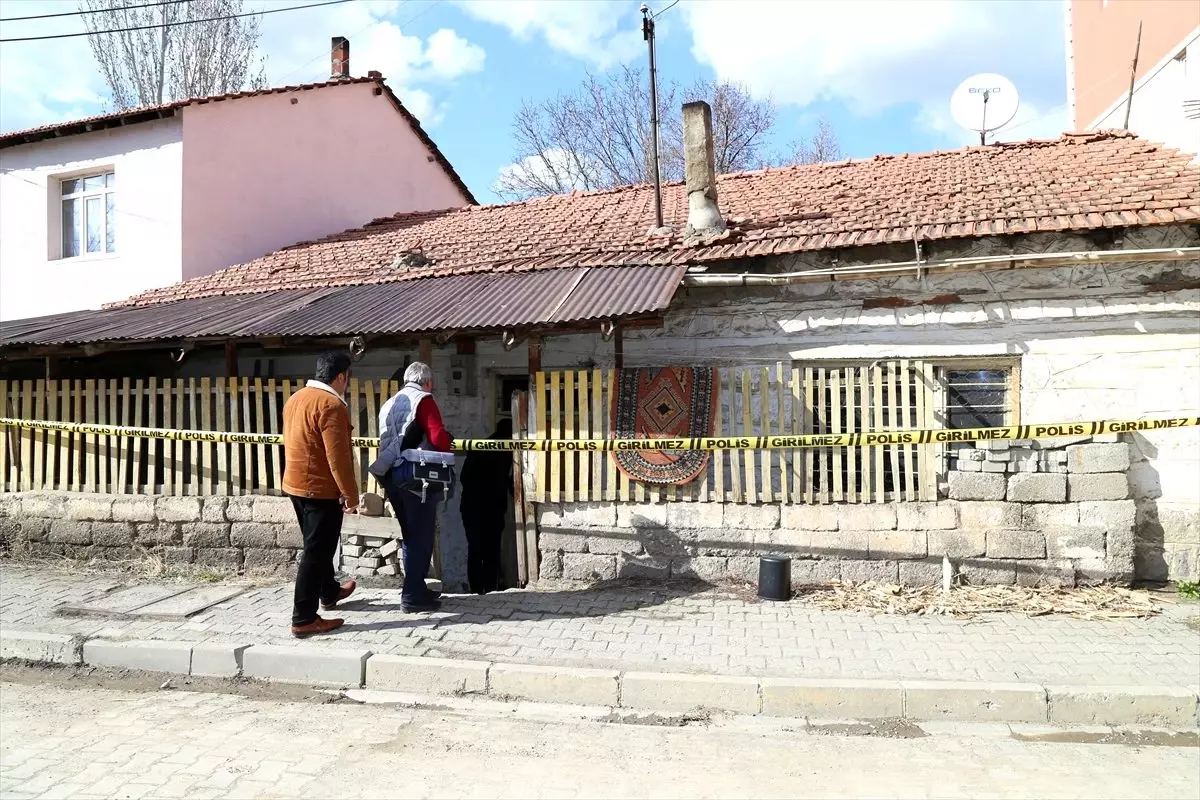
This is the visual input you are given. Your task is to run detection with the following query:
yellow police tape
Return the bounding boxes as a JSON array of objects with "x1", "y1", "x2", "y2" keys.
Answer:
[{"x1": 0, "y1": 416, "x2": 1196, "y2": 452}]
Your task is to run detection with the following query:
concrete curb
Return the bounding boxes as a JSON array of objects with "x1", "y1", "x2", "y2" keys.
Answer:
[{"x1": 3, "y1": 628, "x2": 1197, "y2": 728}]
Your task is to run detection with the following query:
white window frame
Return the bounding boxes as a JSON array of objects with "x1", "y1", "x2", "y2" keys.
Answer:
[{"x1": 57, "y1": 170, "x2": 116, "y2": 260}]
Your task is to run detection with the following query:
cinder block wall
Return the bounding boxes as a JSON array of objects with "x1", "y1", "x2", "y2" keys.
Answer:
[{"x1": 536, "y1": 437, "x2": 1148, "y2": 587}]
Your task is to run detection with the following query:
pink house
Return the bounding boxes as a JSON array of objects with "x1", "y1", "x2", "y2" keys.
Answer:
[{"x1": 0, "y1": 41, "x2": 474, "y2": 322}]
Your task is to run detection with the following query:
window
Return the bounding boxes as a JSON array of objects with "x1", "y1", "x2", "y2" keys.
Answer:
[
  {"x1": 60, "y1": 172, "x2": 115, "y2": 258},
  {"x1": 944, "y1": 367, "x2": 1012, "y2": 429}
]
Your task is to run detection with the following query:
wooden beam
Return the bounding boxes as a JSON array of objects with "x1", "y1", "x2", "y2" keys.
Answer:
[
  {"x1": 613, "y1": 327, "x2": 624, "y2": 370},
  {"x1": 224, "y1": 341, "x2": 238, "y2": 377},
  {"x1": 527, "y1": 336, "x2": 542, "y2": 374},
  {"x1": 419, "y1": 338, "x2": 432, "y2": 365}
]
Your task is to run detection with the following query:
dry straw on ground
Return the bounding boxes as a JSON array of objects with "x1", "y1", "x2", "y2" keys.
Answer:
[{"x1": 790, "y1": 582, "x2": 1162, "y2": 620}]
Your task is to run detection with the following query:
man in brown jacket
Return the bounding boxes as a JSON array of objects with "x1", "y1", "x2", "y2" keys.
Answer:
[{"x1": 282, "y1": 351, "x2": 360, "y2": 637}]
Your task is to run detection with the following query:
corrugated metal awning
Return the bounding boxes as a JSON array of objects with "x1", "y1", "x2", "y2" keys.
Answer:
[{"x1": 0, "y1": 265, "x2": 684, "y2": 348}]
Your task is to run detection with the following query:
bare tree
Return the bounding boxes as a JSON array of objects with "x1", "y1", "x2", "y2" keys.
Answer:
[
  {"x1": 497, "y1": 67, "x2": 842, "y2": 201},
  {"x1": 791, "y1": 118, "x2": 846, "y2": 164},
  {"x1": 80, "y1": 0, "x2": 267, "y2": 110}
]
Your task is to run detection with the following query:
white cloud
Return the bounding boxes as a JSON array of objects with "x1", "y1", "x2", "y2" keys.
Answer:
[
  {"x1": 455, "y1": 0, "x2": 641, "y2": 69},
  {"x1": 680, "y1": 0, "x2": 1066, "y2": 126},
  {"x1": 494, "y1": 147, "x2": 593, "y2": 196},
  {"x1": 0, "y1": 0, "x2": 485, "y2": 133}
]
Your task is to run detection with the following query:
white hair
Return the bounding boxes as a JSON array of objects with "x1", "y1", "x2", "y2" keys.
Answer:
[{"x1": 404, "y1": 361, "x2": 433, "y2": 386}]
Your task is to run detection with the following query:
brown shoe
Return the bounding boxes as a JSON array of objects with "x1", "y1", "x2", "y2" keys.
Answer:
[
  {"x1": 321, "y1": 580, "x2": 357, "y2": 610},
  {"x1": 291, "y1": 615, "x2": 344, "y2": 638}
]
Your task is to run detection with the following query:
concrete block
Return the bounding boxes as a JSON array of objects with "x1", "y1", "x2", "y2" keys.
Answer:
[
  {"x1": 838, "y1": 504, "x2": 897, "y2": 531},
  {"x1": 190, "y1": 642, "x2": 250, "y2": 678},
  {"x1": 947, "y1": 472, "x2": 1006, "y2": 501},
  {"x1": 724, "y1": 504, "x2": 780, "y2": 531},
  {"x1": 374, "y1": 563, "x2": 398, "y2": 576},
  {"x1": 957, "y1": 501, "x2": 1022, "y2": 530},
  {"x1": 1078, "y1": 499, "x2": 1136, "y2": 531},
  {"x1": 561, "y1": 553, "x2": 617, "y2": 581},
  {"x1": 761, "y1": 678, "x2": 903, "y2": 719},
  {"x1": 90, "y1": 522, "x2": 134, "y2": 547},
  {"x1": 779, "y1": 504, "x2": 839, "y2": 531},
  {"x1": 0, "y1": 494, "x2": 20, "y2": 518},
  {"x1": 244, "y1": 548, "x2": 295, "y2": 571},
  {"x1": 543, "y1": 502, "x2": 617, "y2": 529},
  {"x1": 367, "y1": 654, "x2": 490, "y2": 695},
  {"x1": 986, "y1": 531, "x2": 1046, "y2": 559},
  {"x1": 490, "y1": 663, "x2": 618, "y2": 706},
  {"x1": 808, "y1": 530, "x2": 868, "y2": 559},
  {"x1": 341, "y1": 544, "x2": 365, "y2": 557},
  {"x1": 586, "y1": 534, "x2": 644, "y2": 555},
  {"x1": 194, "y1": 548, "x2": 243, "y2": 569},
  {"x1": 667, "y1": 503, "x2": 724, "y2": 529},
  {"x1": 156, "y1": 497, "x2": 202, "y2": 523},
  {"x1": 0, "y1": 630, "x2": 82, "y2": 665},
  {"x1": 1047, "y1": 686, "x2": 1198, "y2": 727},
  {"x1": 984, "y1": 450, "x2": 1011, "y2": 462},
  {"x1": 249, "y1": 497, "x2": 293, "y2": 524},
  {"x1": 896, "y1": 503, "x2": 958, "y2": 530},
  {"x1": 136, "y1": 523, "x2": 181, "y2": 546},
  {"x1": 903, "y1": 681, "x2": 1046, "y2": 723},
  {"x1": 242, "y1": 645, "x2": 372, "y2": 687},
  {"x1": 538, "y1": 550, "x2": 563, "y2": 580},
  {"x1": 48, "y1": 520, "x2": 91, "y2": 545},
  {"x1": 621, "y1": 672, "x2": 759, "y2": 714},
  {"x1": 899, "y1": 559, "x2": 945, "y2": 586},
  {"x1": 981, "y1": 462, "x2": 1008, "y2": 473},
  {"x1": 617, "y1": 553, "x2": 670, "y2": 579},
  {"x1": 1068, "y1": 473, "x2": 1129, "y2": 501},
  {"x1": 958, "y1": 559, "x2": 1018, "y2": 585},
  {"x1": 1046, "y1": 528, "x2": 1107, "y2": 561},
  {"x1": 162, "y1": 546, "x2": 194, "y2": 565},
  {"x1": 1007, "y1": 473, "x2": 1066, "y2": 503},
  {"x1": 537, "y1": 531, "x2": 588, "y2": 553},
  {"x1": 21, "y1": 493, "x2": 66, "y2": 518},
  {"x1": 83, "y1": 639, "x2": 194, "y2": 674},
  {"x1": 276, "y1": 526, "x2": 303, "y2": 549},
  {"x1": 224, "y1": 497, "x2": 254, "y2": 522},
  {"x1": 976, "y1": 440, "x2": 1010, "y2": 452},
  {"x1": 1032, "y1": 434, "x2": 1091, "y2": 449},
  {"x1": 1067, "y1": 443, "x2": 1130, "y2": 474},
  {"x1": 65, "y1": 495, "x2": 114, "y2": 522},
  {"x1": 841, "y1": 560, "x2": 899, "y2": 584},
  {"x1": 182, "y1": 522, "x2": 231, "y2": 548},
  {"x1": 725, "y1": 556, "x2": 760, "y2": 583},
  {"x1": 867, "y1": 531, "x2": 927, "y2": 560},
  {"x1": 670, "y1": 556, "x2": 728, "y2": 582},
  {"x1": 954, "y1": 460, "x2": 982, "y2": 472},
  {"x1": 378, "y1": 538, "x2": 400, "y2": 557},
  {"x1": 229, "y1": 522, "x2": 275, "y2": 548},
  {"x1": 200, "y1": 498, "x2": 228, "y2": 524},
  {"x1": 791, "y1": 559, "x2": 841, "y2": 586},
  {"x1": 1022, "y1": 503, "x2": 1079, "y2": 530},
  {"x1": 618, "y1": 503, "x2": 668, "y2": 529},
  {"x1": 927, "y1": 530, "x2": 986, "y2": 558}
]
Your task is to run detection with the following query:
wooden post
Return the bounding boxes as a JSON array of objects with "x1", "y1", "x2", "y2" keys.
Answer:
[
  {"x1": 225, "y1": 341, "x2": 239, "y2": 377},
  {"x1": 527, "y1": 335, "x2": 542, "y2": 374},
  {"x1": 419, "y1": 338, "x2": 432, "y2": 365},
  {"x1": 613, "y1": 327, "x2": 624, "y2": 370}
]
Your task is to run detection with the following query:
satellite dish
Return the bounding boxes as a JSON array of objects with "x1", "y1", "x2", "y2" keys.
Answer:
[{"x1": 950, "y1": 73, "x2": 1020, "y2": 145}]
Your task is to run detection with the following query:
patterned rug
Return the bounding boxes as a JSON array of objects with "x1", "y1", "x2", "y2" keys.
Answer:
[{"x1": 610, "y1": 367, "x2": 719, "y2": 485}]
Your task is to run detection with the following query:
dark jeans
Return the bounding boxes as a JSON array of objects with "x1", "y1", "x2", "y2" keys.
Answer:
[
  {"x1": 382, "y1": 475, "x2": 440, "y2": 604},
  {"x1": 289, "y1": 496, "x2": 344, "y2": 626},
  {"x1": 463, "y1": 512, "x2": 503, "y2": 594}
]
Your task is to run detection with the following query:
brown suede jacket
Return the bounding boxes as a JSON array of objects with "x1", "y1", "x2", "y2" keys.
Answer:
[{"x1": 281, "y1": 384, "x2": 360, "y2": 508}]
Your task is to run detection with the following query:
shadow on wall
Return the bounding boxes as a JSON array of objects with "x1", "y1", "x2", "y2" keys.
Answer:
[{"x1": 1129, "y1": 432, "x2": 1168, "y2": 583}]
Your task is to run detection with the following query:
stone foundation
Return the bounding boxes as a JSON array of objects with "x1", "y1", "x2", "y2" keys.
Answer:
[
  {"x1": 0, "y1": 492, "x2": 304, "y2": 574},
  {"x1": 536, "y1": 438, "x2": 1139, "y2": 587}
]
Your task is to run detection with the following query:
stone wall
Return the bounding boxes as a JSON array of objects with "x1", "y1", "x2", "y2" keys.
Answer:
[
  {"x1": 0, "y1": 492, "x2": 305, "y2": 573},
  {"x1": 536, "y1": 437, "x2": 1139, "y2": 588}
]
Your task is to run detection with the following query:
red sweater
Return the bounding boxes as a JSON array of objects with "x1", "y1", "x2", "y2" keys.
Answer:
[{"x1": 416, "y1": 397, "x2": 452, "y2": 452}]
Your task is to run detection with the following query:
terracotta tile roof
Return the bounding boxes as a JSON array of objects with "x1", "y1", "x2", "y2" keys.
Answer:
[
  {"x1": 0, "y1": 76, "x2": 475, "y2": 204},
  {"x1": 119, "y1": 131, "x2": 1200, "y2": 308}
]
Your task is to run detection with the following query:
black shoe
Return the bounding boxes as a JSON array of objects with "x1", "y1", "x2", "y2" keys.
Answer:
[{"x1": 402, "y1": 598, "x2": 442, "y2": 613}]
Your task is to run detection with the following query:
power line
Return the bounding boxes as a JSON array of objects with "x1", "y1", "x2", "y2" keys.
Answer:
[
  {"x1": 0, "y1": 0, "x2": 191, "y2": 23},
  {"x1": 0, "y1": 0, "x2": 355, "y2": 42},
  {"x1": 653, "y1": 0, "x2": 680, "y2": 18}
]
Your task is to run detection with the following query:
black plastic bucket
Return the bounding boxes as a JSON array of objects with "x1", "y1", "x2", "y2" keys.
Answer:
[{"x1": 758, "y1": 556, "x2": 791, "y2": 601}]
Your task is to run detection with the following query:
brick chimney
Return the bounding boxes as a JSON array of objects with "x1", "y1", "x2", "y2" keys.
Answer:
[
  {"x1": 331, "y1": 36, "x2": 350, "y2": 79},
  {"x1": 682, "y1": 101, "x2": 725, "y2": 237}
]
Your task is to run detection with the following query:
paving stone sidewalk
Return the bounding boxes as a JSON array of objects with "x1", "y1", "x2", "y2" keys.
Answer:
[{"x1": 1, "y1": 564, "x2": 1197, "y2": 687}]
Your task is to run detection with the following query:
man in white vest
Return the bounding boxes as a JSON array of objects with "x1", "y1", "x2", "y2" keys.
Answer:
[{"x1": 372, "y1": 362, "x2": 453, "y2": 612}]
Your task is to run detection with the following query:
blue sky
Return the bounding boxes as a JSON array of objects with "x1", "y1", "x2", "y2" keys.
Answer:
[{"x1": 0, "y1": 0, "x2": 1072, "y2": 204}]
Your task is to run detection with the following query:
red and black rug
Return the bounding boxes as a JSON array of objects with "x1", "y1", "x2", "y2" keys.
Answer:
[{"x1": 610, "y1": 367, "x2": 720, "y2": 485}]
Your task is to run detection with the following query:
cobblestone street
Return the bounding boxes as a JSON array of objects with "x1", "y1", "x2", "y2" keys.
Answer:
[
  {"x1": 2, "y1": 564, "x2": 1197, "y2": 687},
  {"x1": 2, "y1": 669, "x2": 1199, "y2": 800}
]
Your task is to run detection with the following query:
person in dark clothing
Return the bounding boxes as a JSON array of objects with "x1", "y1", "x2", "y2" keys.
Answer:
[{"x1": 459, "y1": 418, "x2": 513, "y2": 594}]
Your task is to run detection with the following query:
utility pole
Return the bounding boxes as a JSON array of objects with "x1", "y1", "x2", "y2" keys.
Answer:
[
  {"x1": 641, "y1": 4, "x2": 663, "y2": 229},
  {"x1": 1123, "y1": 20, "x2": 1143, "y2": 130}
]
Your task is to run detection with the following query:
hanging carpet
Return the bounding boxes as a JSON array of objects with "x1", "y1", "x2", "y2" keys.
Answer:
[{"x1": 610, "y1": 367, "x2": 719, "y2": 485}]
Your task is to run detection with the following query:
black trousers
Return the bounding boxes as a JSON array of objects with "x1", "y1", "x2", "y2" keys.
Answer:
[
  {"x1": 289, "y1": 496, "x2": 344, "y2": 626},
  {"x1": 463, "y1": 512, "x2": 503, "y2": 594}
]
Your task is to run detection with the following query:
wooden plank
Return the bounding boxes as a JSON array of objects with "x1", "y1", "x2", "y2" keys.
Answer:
[
  {"x1": 81, "y1": 380, "x2": 95, "y2": 493},
  {"x1": 549, "y1": 371, "x2": 562, "y2": 504},
  {"x1": 741, "y1": 369, "x2": 754, "y2": 504},
  {"x1": 173, "y1": 380, "x2": 185, "y2": 494},
  {"x1": 45, "y1": 380, "x2": 60, "y2": 491},
  {"x1": 802, "y1": 367, "x2": 814, "y2": 504},
  {"x1": 146, "y1": 378, "x2": 159, "y2": 493},
  {"x1": 240, "y1": 378, "x2": 253, "y2": 495},
  {"x1": 195, "y1": 379, "x2": 208, "y2": 495},
  {"x1": 130, "y1": 379, "x2": 144, "y2": 495},
  {"x1": 899, "y1": 359, "x2": 915, "y2": 502},
  {"x1": 789, "y1": 367, "x2": 801, "y2": 502},
  {"x1": 98, "y1": 379, "x2": 111, "y2": 494},
  {"x1": 31, "y1": 380, "x2": 44, "y2": 491},
  {"x1": 254, "y1": 378, "x2": 268, "y2": 494},
  {"x1": 590, "y1": 368, "x2": 603, "y2": 503},
  {"x1": 280, "y1": 381, "x2": 295, "y2": 496},
  {"x1": 829, "y1": 368, "x2": 843, "y2": 503},
  {"x1": 885, "y1": 363, "x2": 901, "y2": 503},
  {"x1": 534, "y1": 370, "x2": 548, "y2": 503},
  {"x1": 872, "y1": 363, "x2": 886, "y2": 503},
  {"x1": 363, "y1": 380, "x2": 378, "y2": 498},
  {"x1": 214, "y1": 379, "x2": 228, "y2": 495},
  {"x1": 111, "y1": 378, "x2": 126, "y2": 493},
  {"x1": 916, "y1": 361, "x2": 934, "y2": 501},
  {"x1": 348, "y1": 378, "x2": 362, "y2": 496},
  {"x1": 846, "y1": 368, "x2": 860, "y2": 504},
  {"x1": 776, "y1": 363, "x2": 789, "y2": 504},
  {"x1": 162, "y1": 380, "x2": 173, "y2": 495},
  {"x1": 575, "y1": 370, "x2": 590, "y2": 504},
  {"x1": 817, "y1": 368, "x2": 831, "y2": 504},
  {"x1": 759, "y1": 367, "x2": 773, "y2": 503},
  {"x1": 563, "y1": 370, "x2": 576, "y2": 503},
  {"x1": 0, "y1": 381, "x2": 9, "y2": 492}
]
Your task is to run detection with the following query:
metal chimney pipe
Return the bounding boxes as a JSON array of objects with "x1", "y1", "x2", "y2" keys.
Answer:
[
  {"x1": 641, "y1": 5, "x2": 664, "y2": 229},
  {"x1": 682, "y1": 101, "x2": 725, "y2": 237}
]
